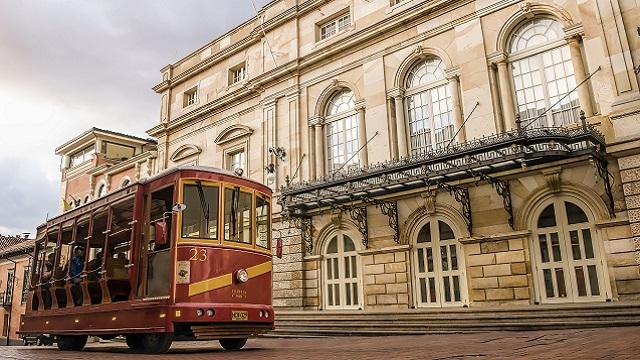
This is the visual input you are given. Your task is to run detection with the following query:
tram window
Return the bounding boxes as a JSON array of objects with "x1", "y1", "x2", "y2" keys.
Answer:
[
  {"x1": 56, "y1": 220, "x2": 75, "y2": 282},
  {"x1": 87, "y1": 209, "x2": 108, "y2": 282},
  {"x1": 256, "y1": 195, "x2": 270, "y2": 249},
  {"x1": 72, "y1": 216, "x2": 90, "y2": 283},
  {"x1": 224, "y1": 187, "x2": 253, "y2": 244},
  {"x1": 52, "y1": 220, "x2": 74, "y2": 308},
  {"x1": 181, "y1": 183, "x2": 219, "y2": 239},
  {"x1": 30, "y1": 240, "x2": 45, "y2": 311},
  {"x1": 106, "y1": 197, "x2": 134, "y2": 302},
  {"x1": 40, "y1": 229, "x2": 57, "y2": 309},
  {"x1": 149, "y1": 186, "x2": 174, "y2": 251},
  {"x1": 107, "y1": 197, "x2": 134, "y2": 274}
]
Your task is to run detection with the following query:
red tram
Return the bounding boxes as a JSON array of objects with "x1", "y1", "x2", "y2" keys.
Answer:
[{"x1": 19, "y1": 166, "x2": 273, "y2": 353}]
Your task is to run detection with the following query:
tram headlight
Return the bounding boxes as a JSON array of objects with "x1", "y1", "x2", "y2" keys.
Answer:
[
  {"x1": 236, "y1": 269, "x2": 249, "y2": 283},
  {"x1": 196, "y1": 308, "x2": 205, "y2": 317},
  {"x1": 206, "y1": 309, "x2": 215, "y2": 317}
]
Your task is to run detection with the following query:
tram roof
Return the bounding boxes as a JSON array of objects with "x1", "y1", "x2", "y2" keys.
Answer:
[{"x1": 35, "y1": 165, "x2": 270, "y2": 235}]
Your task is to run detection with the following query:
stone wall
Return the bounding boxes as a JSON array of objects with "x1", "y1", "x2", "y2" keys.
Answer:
[
  {"x1": 616, "y1": 154, "x2": 640, "y2": 299},
  {"x1": 464, "y1": 235, "x2": 530, "y2": 305},
  {"x1": 271, "y1": 221, "x2": 305, "y2": 309},
  {"x1": 362, "y1": 246, "x2": 410, "y2": 309}
]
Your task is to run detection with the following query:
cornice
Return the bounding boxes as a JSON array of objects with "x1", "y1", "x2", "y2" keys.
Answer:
[{"x1": 150, "y1": 0, "x2": 519, "y2": 138}]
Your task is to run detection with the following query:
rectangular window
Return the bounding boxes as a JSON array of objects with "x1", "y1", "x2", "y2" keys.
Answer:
[
  {"x1": 256, "y1": 195, "x2": 270, "y2": 249},
  {"x1": 227, "y1": 150, "x2": 246, "y2": 173},
  {"x1": 229, "y1": 62, "x2": 247, "y2": 85},
  {"x1": 318, "y1": 11, "x2": 351, "y2": 41},
  {"x1": 224, "y1": 187, "x2": 253, "y2": 244},
  {"x1": 5, "y1": 269, "x2": 14, "y2": 306},
  {"x1": 181, "y1": 183, "x2": 219, "y2": 239},
  {"x1": 183, "y1": 86, "x2": 198, "y2": 107},
  {"x1": 70, "y1": 145, "x2": 96, "y2": 167},
  {"x1": 21, "y1": 266, "x2": 30, "y2": 304}
]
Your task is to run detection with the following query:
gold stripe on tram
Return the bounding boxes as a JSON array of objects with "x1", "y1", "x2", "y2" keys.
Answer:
[{"x1": 189, "y1": 261, "x2": 272, "y2": 297}]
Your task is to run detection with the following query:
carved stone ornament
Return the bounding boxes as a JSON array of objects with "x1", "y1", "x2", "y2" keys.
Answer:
[
  {"x1": 330, "y1": 79, "x2": 339, "y2": 88},
  {"x1": 543, "y1": 168, "x2": 562, "y2": 194},
  {"x1": 421, "y1": 191, "x2": 436, "y2": 215},
  {"x1": 519, "y1": 1, "x2": 532, "y2": 14},
  {"x1": 331, "y1": 209, "x2": 343, "y2": 227},
  {"x1": 414, "y1": 44, "x2": 423, "y2": 55}
]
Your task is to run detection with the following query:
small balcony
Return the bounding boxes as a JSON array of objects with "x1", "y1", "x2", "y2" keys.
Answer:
[{"x1": 1, "y1": 291, "x2": 12, "y2": 308}]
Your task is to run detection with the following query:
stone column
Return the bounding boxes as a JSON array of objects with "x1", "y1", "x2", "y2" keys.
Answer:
[
  {"x1": 355, "y1": 100, "x2": 368, "y2": 167},
  {"x1": 389, "y1": 88, "x2": 408, "y2": 158},
  {"x1": 496, "y1": 60, "x2": 517, "y2": 130},
  {"x1": 308, "y1": 125, "x2": 316, "y2": 180},
  {"x1": 446, "y1": 69, "x2": 465, "y2": 143},
  {"x1": 313, "y1": 119, "x2": 325, "y2": 178},
  {"x1": 566, "y1": 35, "x2": 594, "y2": 117},
  {"x1": 488, "y1": 63, "x2": 505, "y2": 133},
  {"x1": 386, "y1": 97, "x2": 399, "y2": 160}
]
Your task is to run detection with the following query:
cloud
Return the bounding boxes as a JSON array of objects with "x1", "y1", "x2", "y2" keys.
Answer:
[{"x1": 0, "y1": 0, "x2": 272, "y2": 235}]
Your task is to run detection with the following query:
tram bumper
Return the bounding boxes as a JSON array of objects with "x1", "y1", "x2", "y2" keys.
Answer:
[{"x1": 171, "y1": 302, "x2": 274, "y2": 338}]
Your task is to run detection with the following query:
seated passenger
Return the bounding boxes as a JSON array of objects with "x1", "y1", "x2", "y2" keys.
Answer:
[
  {"x1": 87, "y1": 250, "x2": 103, "y2": 281},
  {"x1": 69, "y1": 247, "x2": 84, "y2": 283}
]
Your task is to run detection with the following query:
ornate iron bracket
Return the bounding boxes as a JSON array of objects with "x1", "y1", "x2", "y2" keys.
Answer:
[
  {"x1": 348, "y1": 206, "x2": 369, "y2": 248},
  {"x1": 594, "y1": 156, "x2": 616, "y2": 217},
  {"x1": 467, "y1": 170, "x2": 514, "y2": 229},
  {"x1": 434, "y1": 182, "x2": 472, "y2": 235},
  {"x1": 300, "y1": 217, "x2": 313, "y2": 254},
  {"x1": 377, "y1": 201, "x2": 400, "y2": 244}
]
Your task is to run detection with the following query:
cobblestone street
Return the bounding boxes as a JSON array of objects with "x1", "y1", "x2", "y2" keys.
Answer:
[{"x1": 1, "y1": 327, "x2": 638, "y2": 359}]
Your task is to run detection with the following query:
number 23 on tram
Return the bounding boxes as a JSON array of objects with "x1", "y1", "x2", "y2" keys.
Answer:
[{"x1": 19, "y1": 166, "x2": 274, "y2": 353}]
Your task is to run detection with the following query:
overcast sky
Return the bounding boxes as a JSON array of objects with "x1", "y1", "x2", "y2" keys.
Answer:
[{"x1": 0, "y1": 0, "x2": 271, "y2": 237}]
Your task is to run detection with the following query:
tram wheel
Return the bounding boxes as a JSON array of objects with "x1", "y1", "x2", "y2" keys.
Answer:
[
  {"x1": 57, "y1": 335, "x2": 88, "y2": 351},
  {"x1": 139, "y1": 333, "x2": 173, "y2": 354},
  {"x1": 125, "y1": 335, "x2": 144, "y2": 352},
  {"x1": 219, "y1": 338, "x2": 248, "y2": 350}
]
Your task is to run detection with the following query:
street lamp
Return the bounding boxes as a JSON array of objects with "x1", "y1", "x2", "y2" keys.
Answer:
[{"x1": 265, "y1": 146, "x2": 286, "y2": 185}]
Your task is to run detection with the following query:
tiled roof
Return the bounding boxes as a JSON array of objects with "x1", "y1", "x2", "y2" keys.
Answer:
[
  {"x1": 0, "y1": 235, "x2": 34, "y2": 259},
  {"x1": 0, "y1": 235, "x2": 25, "y2": 249}
]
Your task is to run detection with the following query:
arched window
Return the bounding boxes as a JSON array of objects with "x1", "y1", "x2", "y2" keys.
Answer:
[
  {"x1": 412, "y1": 219, "x2": 467, "y2": 307},
  {"x1": 83, "y1": 195, "x2": 91, "y2": 204},
  {"x1": 509, "y1": 18, "x2": 579, "y2": 127},
  {"x1": 120, "y1": 177, "x2": 131, "y2": 189},
  {"x1": 97, "y1": 184, "x2": 107, "y2": 198},
  {"x1": 405, "y1": 57, "x2": 453, "y2": 154},
  {"x1": 323, "y1": 232, "x2": 360, "y2": 309},
  {"x1": 532, "y1": 199, "x2": 607, "y2": 303},
  {"x1": 325, "y1": 89, "x2": 359, "y2": 172}
]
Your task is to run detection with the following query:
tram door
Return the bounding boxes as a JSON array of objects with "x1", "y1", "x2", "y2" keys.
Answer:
[{"x1": 138, "y1": 186, "x2": 174, "y2": 298}]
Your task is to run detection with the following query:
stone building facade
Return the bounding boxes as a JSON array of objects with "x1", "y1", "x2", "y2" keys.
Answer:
[
  {"x1": 147, "y1": 0, "x2": 640, "y2": 310},
  {"x1": 56, "y1": 127, "x2": 157, "y2": 212}
]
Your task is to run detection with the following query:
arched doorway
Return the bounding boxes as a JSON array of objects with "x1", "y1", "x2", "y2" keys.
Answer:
[
  {"x1": 412, "y1": 219, "x2": 467, "y2": 307},
  {"x1": 531, "y1": 198, "x2": 608, "y2": 303},
  {"x1": 323, "y1": 232, "x2": 361, "y2": 310}
]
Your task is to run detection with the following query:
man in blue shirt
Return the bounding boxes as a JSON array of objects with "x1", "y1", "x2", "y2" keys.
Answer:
[{"x1": 70, "y1": 247, "x2": 84, "y2": 283}]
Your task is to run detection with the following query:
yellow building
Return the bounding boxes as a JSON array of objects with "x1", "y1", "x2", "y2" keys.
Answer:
[{"x1": 146, "y1": 0, "x2": 640, "y2": 329}]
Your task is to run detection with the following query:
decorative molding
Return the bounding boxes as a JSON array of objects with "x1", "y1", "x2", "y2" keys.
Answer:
[
  {"x1": 358, "y1": 244, "x2": 410, "y2": 256},
  {"x1": 595, "y1": 217, "x2": 629, "y2": 229},
  {"x1": 542, "y1": 167, "x2": 562, "y2": 194},
  {"x1": 214, "y1": 124, "x2": 254, "y2": 145},
  {"x1": 386, "y1": 87, "x2": 405, "y2": 99},
  {"x1": 308, "y1": 115, "x2": 324, "y2": 127},
  {"x1": 421, "y1": 191, "x2": 436, "y2": 215},
  {"x1": 169, "y1": 144, "x2": 202, "y2": 162},
  {"x1": 459, "y1": 230, "x2": 532, "y2": 244}
]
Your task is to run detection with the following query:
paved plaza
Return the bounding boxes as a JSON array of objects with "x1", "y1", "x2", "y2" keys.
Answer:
[{"x1": 0, "y1": 327, "x2": 638, "y2": 359}]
